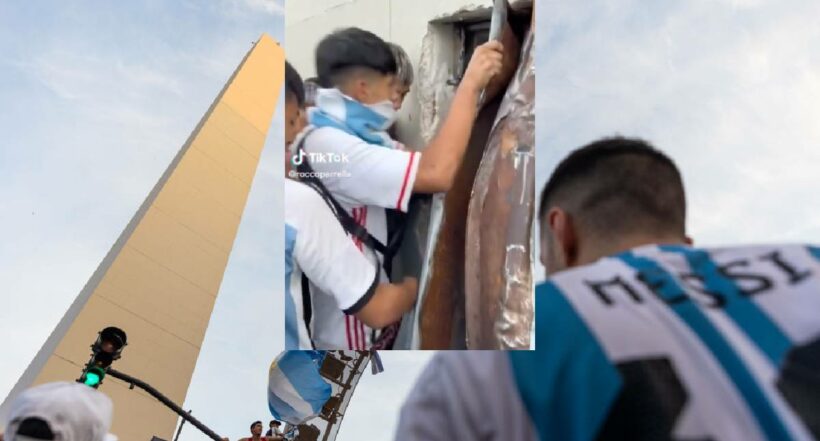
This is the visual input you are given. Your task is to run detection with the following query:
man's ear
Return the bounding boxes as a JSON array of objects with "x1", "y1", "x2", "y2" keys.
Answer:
[
  {"x1": 348, "y1": 77, "x2": 369, "y2": 102},
  {"x1": 548, "y1": 207, "x2": 578, "y2": 268},
  {"x1": 539, "y1": 214, "x2": 549, "y2": 269},
  {"x1": 298, "y1": 107, "x2": 307, "y2": 128}
]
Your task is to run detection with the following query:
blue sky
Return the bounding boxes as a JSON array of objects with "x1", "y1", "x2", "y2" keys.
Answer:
[
  {"x1": 0, "y1": 1, "x2": 432, "y2": 440},
  {"x1": 535, "y1": 0, "x2": 820, "y2": 279}
]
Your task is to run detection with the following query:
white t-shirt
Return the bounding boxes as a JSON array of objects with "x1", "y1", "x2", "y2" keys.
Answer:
[
  {"x1": 292, "y1": 126, "x2": 421, "y2": 349},
  {"x1": 295, "y1": 126, "x2": 419, "y2": 240},
  {"x1": 284, "y1": 179, "x2": 379, "y2": 350}
]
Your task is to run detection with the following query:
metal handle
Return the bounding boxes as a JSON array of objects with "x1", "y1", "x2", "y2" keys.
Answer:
[{"x1": 478, "y1": 0, "x2": 509, "y2": 107}]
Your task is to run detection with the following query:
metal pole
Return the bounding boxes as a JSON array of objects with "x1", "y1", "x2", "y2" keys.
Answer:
[
  {"x1": 106, "y1": 368, "x2": 223, "y2": 441},
  {"x1": 173, "y1": 410, "x2": 191, "y2": 441},
  {"x1": 478, "y1": 0, "x2": 509, "y2": 107}
]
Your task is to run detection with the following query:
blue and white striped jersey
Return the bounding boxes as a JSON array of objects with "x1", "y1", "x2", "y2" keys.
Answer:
[{"x1": 511, "y1": 243, "x2": 820, "y2": 441}]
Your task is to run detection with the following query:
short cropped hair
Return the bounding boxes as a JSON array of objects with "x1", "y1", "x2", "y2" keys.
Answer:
[
  {"x1": 285, "y1": 60, "x2": 305, "y2": 108},
  {"x1": 251, "y1": 420, "x2": 262, "y2": 430},
  {"x1": 539, "y1": 137, "x2": 686, "y2": 238},
  {"x1": 388, "y1": 42, "x2": 414, "y2": 87},
  {"x1": 316, "y1": 27, "x2": 397, "y2": 88}
]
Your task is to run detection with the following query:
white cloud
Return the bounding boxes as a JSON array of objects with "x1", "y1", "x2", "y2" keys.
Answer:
[
  {"x1": 223, "y1": 0, "x2": 285, "y2": 17},
  {"x1": 243, "y1": 0, "x2": 285, "y2": 15}
]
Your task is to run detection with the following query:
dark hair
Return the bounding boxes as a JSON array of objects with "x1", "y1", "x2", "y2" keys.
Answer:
[
  {"x1": 315, "y1": 27, "x2": 397, "y2": 88},
  {"x1": 539, "y1": 137, "x2": 686, "y2": 238},
  {"x1": 16, "y1": 417, "x2": 55, "y2": 440},
  {"x1": 285, "y1": 60, "x2": 305, "y2": 108},
  {"x1": 388, "y1": 42, "x2": 414, "y2": 86},
  {"x1": 251, "y1": 420, "x2": 263, "y2": 430}
]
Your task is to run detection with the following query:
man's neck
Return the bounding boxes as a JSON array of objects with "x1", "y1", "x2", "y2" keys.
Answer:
[{"x1": 577, "y1": 233, "x2": 688, "y2": 267}]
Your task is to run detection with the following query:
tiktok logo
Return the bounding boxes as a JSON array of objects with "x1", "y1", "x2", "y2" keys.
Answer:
[
  {"x1": 291, "y1": 151, "x2": 350, "y2": 165},
  {"x1": 291, "y1": 150, "x2": 306, "y2": 166}
]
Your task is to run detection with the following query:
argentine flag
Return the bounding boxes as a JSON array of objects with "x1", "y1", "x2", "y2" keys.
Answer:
[{"x1": 268, "y1": 351, "x2": 332, "y2": 424}]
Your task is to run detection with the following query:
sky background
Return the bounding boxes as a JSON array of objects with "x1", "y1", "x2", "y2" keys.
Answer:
[
  {"x1": 534, "y1": 0, "x2": 820, "y2": 279},
  {"x1": 0, "y1": 1, "x2": 432, "y2": 440}
]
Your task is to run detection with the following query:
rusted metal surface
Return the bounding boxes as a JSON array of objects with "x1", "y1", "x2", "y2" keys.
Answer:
[
  {"x1": 465, "y1": 24, "x2": 534, "y2": 350},
  {"x1": 418, "y1": 99, "x2": 504, "y2": 349},
  {"x1": 417, "y1": 16, "x2": 524, "y2": 349},
  {"x1": 397, "y1": 3, "x2": 533, "y2": 350}
]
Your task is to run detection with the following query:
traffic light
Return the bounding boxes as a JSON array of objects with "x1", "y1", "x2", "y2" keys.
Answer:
[{"x1": 78, "y1": 326, "x2": 127, "y2": 388}]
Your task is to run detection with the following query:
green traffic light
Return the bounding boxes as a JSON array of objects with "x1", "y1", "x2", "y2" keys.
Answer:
[
  {"x1": 84, "y1": 372, "x2": 101, "y2": 386},
  {"x1": 83, "y1": 367, "x2": 105, "y2": 387}
]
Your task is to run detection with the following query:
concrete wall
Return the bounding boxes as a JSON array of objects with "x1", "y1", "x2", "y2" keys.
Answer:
[
  {"x1": 0, "y1": 35, "x2": 283, "y2": 441},
  {"x1": 286, "y1": 0, "x2": 494, "y2": 149}
]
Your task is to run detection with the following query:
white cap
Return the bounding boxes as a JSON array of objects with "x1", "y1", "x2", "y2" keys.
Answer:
[{"x1": 3, "y1": 382, "x2": 118, "y2": 441}]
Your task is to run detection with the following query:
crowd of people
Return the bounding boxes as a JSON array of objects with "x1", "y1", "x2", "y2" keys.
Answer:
[
  {"x1": 236, "y1": 420, "x2": 284, "y2": 441},
  {"x1": 284, "y1": 27, "x2": 507, "y2": 350}
]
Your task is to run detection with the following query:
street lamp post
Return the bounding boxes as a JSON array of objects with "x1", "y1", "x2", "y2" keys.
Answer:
[{"x1": 106, "y1": 368, "x2": 224, "y2": 441}]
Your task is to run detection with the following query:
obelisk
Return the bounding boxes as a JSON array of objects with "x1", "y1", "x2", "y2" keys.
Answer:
[{"x1": 0, "y1": 34, "x2": 283, "y2": 440}]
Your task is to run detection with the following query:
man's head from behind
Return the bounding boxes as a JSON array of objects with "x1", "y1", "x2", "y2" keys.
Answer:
[
  {"x1": 539, "y1": 137, "x2": 689, "y2": 275},
  {"x1": 3, "y1": 382, "x2": 116, "y2": 441},
  {"x1": 250, "y1": 421, "x2": 263, "y2": 436},
  {"x1": 285, "y1": 60, "x2": 306, "y2": 147},
  {"x1": 316, "y1": 27, "x2": 397, "y2": 105}
]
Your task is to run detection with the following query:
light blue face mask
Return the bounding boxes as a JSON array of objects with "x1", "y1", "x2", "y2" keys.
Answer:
[
  {"x1": 308, "y1": 88, "x2": 397, "y2": 148},
  {"x1": 364, "y1": 99, "x2": 398, "y2": 129}
]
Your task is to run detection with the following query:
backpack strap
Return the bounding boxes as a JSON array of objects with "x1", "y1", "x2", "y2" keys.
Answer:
[
  {"x1": 295, "y1": 128, "x2": 403, "y2": 275},
  {"x1": 383, "y1": 208, "x2": 409, "y2": 278},
  {"x1": 300, "y1": 273, "x2": 316, "y2": 350}
]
